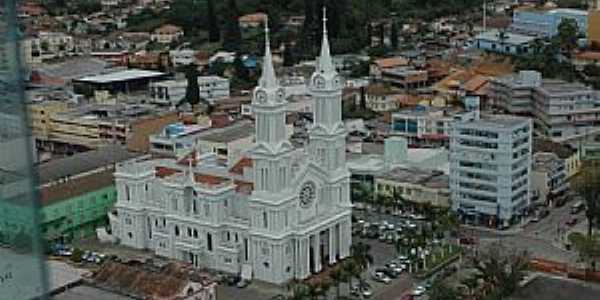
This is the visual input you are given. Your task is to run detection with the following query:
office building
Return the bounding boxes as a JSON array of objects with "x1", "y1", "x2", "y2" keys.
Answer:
[{"x1": 450, "y1": 115, "x2": 532, "y2": 227}]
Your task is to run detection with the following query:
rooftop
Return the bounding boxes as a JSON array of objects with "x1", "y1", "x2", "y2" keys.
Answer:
[
  {"x1": 75, "y1": 69, "x2": 166, "y2": 84},
  {"x1": 378, "y1": 167, "x2": 448, "y2": 189},
  {"x1": 533, "y1": 138, "x2": 576, "y2": 159},
  {"x1": 456, "y1": 114, "x2": 531, "y2": 130},
  {"x1": 476, "y1": 29, "x2": 536, "y2": 45},
  {"x1": 37, "y1": 144, "x2": 141, "y2": 185},
  {"x1": 197, "y1": 120, "x2": 254, "y2": 143}
]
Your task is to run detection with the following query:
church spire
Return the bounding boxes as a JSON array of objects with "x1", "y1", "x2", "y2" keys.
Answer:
[
  {"x1": 259, "y1": 17, "x2": 277, "y2": 89},
  {"x1": 317, "y1": 6, "x2": 335, "y2": 75}
]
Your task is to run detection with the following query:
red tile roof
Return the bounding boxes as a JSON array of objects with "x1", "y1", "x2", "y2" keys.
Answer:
[
  {"x1": 155, "y1": 166, "x2": 181, "y2": 178},
  {"x1": 229, "y1": 157, "x2": 253, "y2": 175},
  {"x1": 194, "y1": 173, "x2": 229, "y2": 186}
]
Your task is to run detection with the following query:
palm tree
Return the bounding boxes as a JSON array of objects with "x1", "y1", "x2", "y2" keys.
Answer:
[
  {"x1": 329, "y1": 266, "x2": 344, "y2": 299},
  {"x1": 342, "y1": 259, "x2": 360, "y2": 295},
  {"x1": 473, "y1": 242, "x2": 529, "y2": 298},
  {"x1": 461, "y1": 276, "x2": 479, "y2": 298}
]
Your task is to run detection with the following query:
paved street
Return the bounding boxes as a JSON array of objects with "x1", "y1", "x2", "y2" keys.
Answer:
[{"x1": 465, "y1": 202, "x2": 585, "y2": 263}]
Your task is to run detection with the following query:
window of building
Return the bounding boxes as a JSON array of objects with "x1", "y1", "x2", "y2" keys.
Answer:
[
  {"x1": 125, "y1": 185, "x2": 130, "y2": 201},
  {"x1": 263, "y1": 211, "x2": 268, "y2": 229},
  {"x1": 175, "y1": 225, "x2": 180, "y2": 236},
  {"x1": 207, "y1": 233, "x2": 213, "y2": 251},
  {"x1": 193, "y1": 229, "x2": 198, "y2": 238}
]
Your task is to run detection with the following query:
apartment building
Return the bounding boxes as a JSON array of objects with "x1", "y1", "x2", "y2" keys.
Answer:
[
  {"x1": 28, "y1": 100, "x2": 70, "y2": 139},
  {"x1": 450, "y1": 115, "x2": 532, "y2": 227},
  {"x1": 363, "y1": 84, "x2": 402, "y2": 112},
  {"x1": 511, "y1": 7, "x2": 588, "y2": 38},
  {"x1": 489, "y1": 71, "x2": 600, "y2": 142},
  {"x1": 391, "y1": 107, "x2": 455, "y2": 146},
  {"x1": 531, "y1": 152, "x2": 569, "y2": 207},
  {"x1": 151, "y1": 24, "x2": 184, "y2": 44},
  {"x1": 149, "y1": 76, "x2": 230, "y2": 105}
]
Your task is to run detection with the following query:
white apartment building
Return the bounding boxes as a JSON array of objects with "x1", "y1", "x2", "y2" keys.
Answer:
[
  {"x1": 149, "y1": 76, "x2": 230, "y2": 105},
  {"x1": 489, "y1": 71, "x2": 600, "y2": 142},
  {"x1": 450, "y1": 115, "x2": 532, "y2": 227},
  {"x1": 109, "y1": 16, "x2": 352, "y2": 284}
]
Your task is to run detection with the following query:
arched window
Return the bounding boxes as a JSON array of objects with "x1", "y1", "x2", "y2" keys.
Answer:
[
  {"x1": 175, "y1": 225, "x2": 180, "y2": 236},
  {"x1": 125, "y1": 185, "x2": 130, "y2": 201}
]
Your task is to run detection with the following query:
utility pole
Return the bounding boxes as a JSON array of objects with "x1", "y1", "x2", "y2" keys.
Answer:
[{"x1": 483, "y1": 0, "x2": 488, "y2": 32}]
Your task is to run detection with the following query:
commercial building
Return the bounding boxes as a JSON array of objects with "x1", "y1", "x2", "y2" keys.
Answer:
[
  {"x1": 533, "y1": 138, "x2": 580, "y2": 179},
  {"x1": 108, "y1": 18, "x2": 353, "y2": 284},
  {"x1": 474, "y1": 29, "x2": 536, "y2": 55},
  {"x1": 375, "y1": 167, "x2": 450, "y2": 207},
  {"x1": 37, "y1": 103, "x2": 178, "y2": 153},
  {"x1": 450, "y1": 115, "x2": 532, "y2": 227},
  {"x1": 511, "y1": 8, "x2": 588, "y2": 38},
  {"x1": 590, "y1": 1, "x2": 600, "y2": 47},
  {"x1": 489, "y1": 71, "x2": 600, "y2": 142},
  {"x1": 73, "y1": 69, "x2": 168, "y2": 97},
  {"x1": 149, "y1": 76, "x2": 230, "y2": 105},
  {"x1": 380, "y1": 67, "x2": 429, "y2": 91},
  {"x1": 0, "y1": 145, "x2": 140, "y2": 244},
  {"x1": 530, "y1": 152, "x2": 569, "y2": 207}
]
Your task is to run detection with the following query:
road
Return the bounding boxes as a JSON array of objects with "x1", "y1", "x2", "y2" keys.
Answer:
[{"x1": 465, "y1": 202, "x2": 585, "y2": 263}]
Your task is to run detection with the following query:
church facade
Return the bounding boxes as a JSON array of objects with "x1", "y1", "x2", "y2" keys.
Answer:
[{"x1": 108, "y1": 12, "x2": 352, "y2": 285}]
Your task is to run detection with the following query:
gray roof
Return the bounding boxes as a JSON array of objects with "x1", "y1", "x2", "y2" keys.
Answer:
[
  {"x1": 36, "y1": 145, "x2": 142, "y2": 184},
  {"x1": 198, "y1": 121, "x2": 255, "y2": 143}
]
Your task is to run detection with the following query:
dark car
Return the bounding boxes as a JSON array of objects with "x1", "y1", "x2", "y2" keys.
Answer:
[
  {"x1": 566, "y1": 217, "x2": 578, "y2": 226},
  {"x1": 225, "y1": 274, "x2": 241, "y2": 286},
  {"x1": 376, "y1": 267, "x2": 399, "y2": 278}
]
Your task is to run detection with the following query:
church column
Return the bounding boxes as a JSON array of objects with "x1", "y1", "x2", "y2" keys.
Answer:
[
  {"x1": 304, "y1": 237, "x2": 311, "y2": 276},
  {"x1": 340, "y1": 221, "x2": 351, "y2": 258},
  {"x1": 328, "y1": 226, "x2": 336, "y2": 265},
  {"x1": 313, "y1": 233, "x2": 322, "y2": 273}
]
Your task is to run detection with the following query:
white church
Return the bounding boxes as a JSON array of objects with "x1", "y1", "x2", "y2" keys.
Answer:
[{"x1": 108, "y1": 11, "x2": 353, "y2": 284}]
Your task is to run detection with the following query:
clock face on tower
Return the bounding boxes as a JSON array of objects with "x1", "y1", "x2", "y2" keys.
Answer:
[
  {"x1": 255, "y1": 90, "x2": 267, "y2": 104},
  {"x1": 299, "y1": 181, "x2": 316, "y2": 208}
]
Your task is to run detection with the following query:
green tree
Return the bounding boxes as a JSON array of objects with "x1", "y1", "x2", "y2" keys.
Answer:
[
  {"x1": 391, "y1": 21, "x2": 399, "y2": 49},
  {"x1": 557, "y1": 18, "x2": 579, "y2": 57},
  {"x1": 569, "y1": 232, "x2": 600, "y2": 270},
  {"x1": 71, "y1": 248, "x2": 84, "y2": 263},
  {"x1": 577, "y1": 160, "x2": 600, "y2": 237},
  {"x1": 283, "y1": 43, "x2": 295, "y2": 67},
  {"x1": 286, "y1": 278, "x2": 311, "y2": 300},
  {"x1": 429, "y1": 278, "x2": 460, "y2": 300},
  {"x1": 223, "y1": 0, "x2": 242, "y2": 51},
  {"x1": 329, "y1": 266, "x2": 344, "y2": 299},
  {"x1": 184, "y1": 64, "x2": 201, "y2": 109},
  {"x1": 207, "y1": 0, "x2": 220, "y2": 43}
]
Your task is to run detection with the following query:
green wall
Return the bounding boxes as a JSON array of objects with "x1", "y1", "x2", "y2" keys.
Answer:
[{"x1": 0, "y1": 185, "x2": 117, "y2": 244}]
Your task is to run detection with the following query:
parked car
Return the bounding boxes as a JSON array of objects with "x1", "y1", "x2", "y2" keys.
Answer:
[
  {"x1": 410, "y1": 286, "x2": 426, "y2": 296},
  {"x1": 236, "y1": 279, "x2": 250, "y2": 288},
  {"x1": 372, "y1": 271, "x2": 392, "y2": 284},
  {"x1": 566, "y1": 217, "x2": 578, "y2": 226},
  {"x1": 351, "y1": 282, "x2": 373, "y2": 298}
]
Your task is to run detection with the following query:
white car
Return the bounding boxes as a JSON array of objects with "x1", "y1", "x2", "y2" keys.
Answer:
[
  {"x1": 351, "y1": 284, "x2": 373, "y2": 298},
  {"x1": 411, "y1": 286, "x2": 426, "y2": 296},
  {"x1": 373, "y1": 272, "x2": 392, "y2": 284}
]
